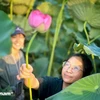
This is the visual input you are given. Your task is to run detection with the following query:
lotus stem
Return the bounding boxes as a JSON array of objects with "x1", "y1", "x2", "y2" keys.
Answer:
[
  {"x1": 26, "y1": 30, "x2": 37, "y2": 100},
  {"x1": 45, "y1": 31, "x2": 49, "y2": 46},
  {"x1": 67, "y1": 41, "x2": 74, "y2": 55},
  {"x1": 91, "y1": 54, "x2": 96, "y2": 73},
  {"x1": 89, "y1": 35, "x2": 100, "y2": 44},
  {"x1": 84, "y1": 21, "x2": 90, "y2": 44},
  {"x1": 10, "y1": 0, "x2": 13, "y2": 20},
  {"x1": 47, "y1": 0, "x2": 66, "y2": 76}
]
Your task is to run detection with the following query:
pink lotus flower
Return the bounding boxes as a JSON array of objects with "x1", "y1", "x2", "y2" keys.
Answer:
[{"x1": 28, "y1": 10, "x2": 52, "y2": 33}]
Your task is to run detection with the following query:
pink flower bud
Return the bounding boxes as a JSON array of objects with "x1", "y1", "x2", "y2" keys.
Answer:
[{"x1": 28, "y1": 10, "x2": 52, "y2": 33}]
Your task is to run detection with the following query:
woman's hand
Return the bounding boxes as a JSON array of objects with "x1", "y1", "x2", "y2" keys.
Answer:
[
  {"x1": 17, "y1": 64, "x2": 39, "y2": 89},
  {"x1": 17, "y1": 64, "x2": 33, "y2": 80}
]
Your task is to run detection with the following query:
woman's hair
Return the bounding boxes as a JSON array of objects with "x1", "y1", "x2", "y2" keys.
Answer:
[{"x1": 69, "y1": 53, "x2": 93, "y2": 77}]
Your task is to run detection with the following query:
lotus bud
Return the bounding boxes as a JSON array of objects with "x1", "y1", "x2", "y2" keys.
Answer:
[{"x1": 28, "y1": 10, "x2": 52, "y2": 33}]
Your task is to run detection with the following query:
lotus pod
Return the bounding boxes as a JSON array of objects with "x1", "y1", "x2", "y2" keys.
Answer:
[
  {"x1": 7, "y1": 0, "x2": 34, "y2": 5},
  {"x1": 37, "y1": 2, "x2": 51, "y2": 14},
  {"x1": 8, "y1": 0, "x2": 35, "y2": 15},
  {"x1": 13, "y1": 5, "x2": 28, "y2": 15},
  {"x1": 37, "y1": 2, "x2": 60, "y2": 16}
]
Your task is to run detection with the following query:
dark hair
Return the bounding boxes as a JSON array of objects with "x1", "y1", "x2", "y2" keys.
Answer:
[{"x1": 69, "y1": 53, "x2": 93, "y2": 77}]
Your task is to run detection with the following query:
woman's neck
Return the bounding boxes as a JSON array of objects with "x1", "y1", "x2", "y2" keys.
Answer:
[
  {"x1": 62, "y1": 82, "x2": 71, "y2": 89},
  {"x1": 11, "y1": 48, "x2": 20, "y2": 60}
]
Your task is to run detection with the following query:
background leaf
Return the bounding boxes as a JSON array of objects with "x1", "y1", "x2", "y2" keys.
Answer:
[
  {"x1": 84, "y1": 43, "x2": 100, "y2": 57},
  {"x1": 24, "y1": 37, "x2": 49, "y2": 54},
  {"x1": 32, "y1": 57, "x2": 49, "y2": 77},
  {"x1": 68, "y1": 0, "x2": 100, "y2": 28},
  {"x1": 0, "y1": 10, "x2": 15, "y2": 57}
]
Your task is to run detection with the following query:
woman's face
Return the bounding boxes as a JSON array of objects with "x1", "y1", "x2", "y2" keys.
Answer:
[
  {"x1": 62, "y1": 56, "x2": 84, "y2": 84},
  {"x1": 11, "y1": 33, "x2": 25, "y2": 50}
]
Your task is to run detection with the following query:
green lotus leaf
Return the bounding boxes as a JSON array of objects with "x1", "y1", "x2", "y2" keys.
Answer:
[
  {"x1": 46, "y1": 73, "x2": 100, "y2": 100},
  {"x1": 13, "y1": 15, "x2": 33, "y2": 35},
  {"x1": 89, "y1": 28, "x2": 100, "y2": 39},
  {"x1": 24, "y1": 38, "x2": 49, "y2": 54},
  {"x1": 74, "y1": 18, "x2": 84, "y2": 32},
  {"x1": 0, "y1": 10, "x2": 15, "y2": 57},
  {"x1": 63, "y1": 19, "x2": 77, "y2": 34},
  {"x1": 84, "y1": 43, "x2": 100, "y2": 57},
  {"x1": 74, "y1": 32, "x2": 87, "y2": 44},
  {"x1": 67, "y1": 0, "x2": 100, "y2": 28},
  {"x1": 73, "y1": 43, "x2": 100, "y2": 57},
  {"x1": 32, "y1": 57, "x2": 48, "y2": 77},
  {"x1": 73, "y1": 43, "x2": 84, "y2": 53}
]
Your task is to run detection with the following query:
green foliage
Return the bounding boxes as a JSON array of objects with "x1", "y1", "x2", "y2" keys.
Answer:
[
  {"x1": 24, "y1": 37, "x2": 49, "y2": 54},
  {"x1": 0, "y1": 0, "x2": 100, "y2": 75},
  {"x1": 84, "y1": 43, "x2": 100, "y2": 57},
  {"x1": 32, "y1": 57, "x2": 49, "y2": 77},
  {"x1": 46, "y1": 73, "x2": 100, "y2": 100},
  {"x1": 74, "y1": 43, "x2": 100, "y2": 57},
  {"x1": 89, "y1": 28, "x2": 100, "y2": 39},
  {"x1": 0, "y1": 0, "x2": 100, "y2": 73},
  {"x1": 0, "y1": 0, "x2": 100, "y2": 99},
  {"x1": 0, "y1": 10, "x2": 15, "y2": 57},
  {"x1": 68, "y1": 0, "x2": 100, "y2": 28}
]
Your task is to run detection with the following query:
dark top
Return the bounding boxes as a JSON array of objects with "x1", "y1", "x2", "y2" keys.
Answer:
[
  {"x1": 32, "y1": 76, "x2": 63, "y2": 100},
  {"x1": 0, "y1": 51, "x2": 25, "y2": 100}
]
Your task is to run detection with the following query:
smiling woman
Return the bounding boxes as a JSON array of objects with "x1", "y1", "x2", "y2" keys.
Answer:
[
  {"x1": 17, "y1": 53, "x2": 93, "y2": 100},
  {"x1": 11, "y1": 33, "x2": 25, "y2": 50},
  {"x1": 0, "y1": 26, "x2": 25, "y2": 100},
  {"x1": 62, "y1": 56, "x2": 84, "y2": 88}
]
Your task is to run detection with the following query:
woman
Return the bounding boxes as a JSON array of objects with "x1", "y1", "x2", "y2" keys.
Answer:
[
  {"x1": 0, "y1": 26, "x2": 25, "y2": 100},
  {"x1": 17, "y1": 53, "x2": 93, "y2": 100}
]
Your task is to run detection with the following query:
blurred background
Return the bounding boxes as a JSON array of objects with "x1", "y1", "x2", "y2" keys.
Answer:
[{"x1": 0, "y1": 1, "x2": 100, "y2": 98}]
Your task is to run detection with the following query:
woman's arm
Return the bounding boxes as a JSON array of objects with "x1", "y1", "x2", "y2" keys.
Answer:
[
  {"x1": 24, "y1": 73, "x2": 39, "y2": 89},
  {"x1": 17, "y1": 64, "x2": 39, "y2": 89}
]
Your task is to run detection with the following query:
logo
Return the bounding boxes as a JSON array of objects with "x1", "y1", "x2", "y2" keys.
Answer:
[
  {"x1": 16, "y1": 27, "x2": 22, "y2": 31},
  {"x1": 0, "y1": 92, "x2": 13, "y2": 96}
]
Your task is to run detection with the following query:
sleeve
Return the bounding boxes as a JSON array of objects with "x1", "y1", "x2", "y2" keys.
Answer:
[
  {"x1": 32, "y1": 76, "x2": 58, "y2": 100},
  {"x1": 0, "y1": 58, "x2": 10, "y2": 89},
  {"x1": 0, "y1": 59, "x2": 5, "y2": 88},
  {"x1": 32, "y1": 77, "x2": 44, "y2": 100},
  {"x1": 0, "y1": 58, "x2": 5, "y2": 76}
]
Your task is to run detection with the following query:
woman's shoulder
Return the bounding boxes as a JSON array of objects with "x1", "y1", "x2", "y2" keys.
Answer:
[
  {"x1": 1, "y1": 55, "x2": 15, "y2": 64},
  {"x1": 39, "y1": 76, "x2": 62, "y2": 84},
  {"x1": 0, "y1": 56, "x2": 10, "y2": 68}
]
